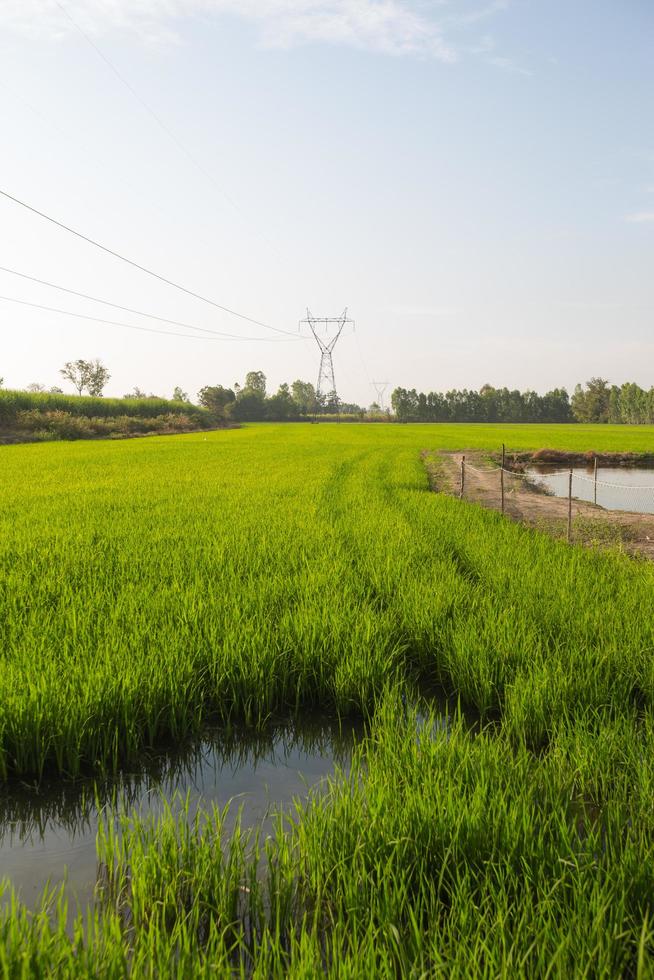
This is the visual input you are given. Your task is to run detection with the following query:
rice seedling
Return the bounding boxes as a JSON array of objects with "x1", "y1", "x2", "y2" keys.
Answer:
[{"x1": 2, "y1": 422, "x2": 654, "y2": 975}]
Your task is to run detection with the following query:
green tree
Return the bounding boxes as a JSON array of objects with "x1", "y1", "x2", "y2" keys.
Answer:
[
  {"x1": 571, "y1": 378, "x2": 611, "y2": 423},
  {"x1": 60, "y1": 359, "x2": 110, "y2": 397},
  {"x1": 244, "y1": 371, "x2": 267, "y2": 397},
  {"x1": 391, "y1": 388, "x2": 418, "y2": 420},
  {"x1": 325, "y1": 390, "x2": 341, "y2": 413},
  {"x1": 290, "y1": 380, "x2": 317, "y2": 415},
  {"x1": 232, "y1": 392, "x2": 265, "y2": 421},
  {"x1": 267, "y1": 383, "x2": 298, "y2": 421},
  {"x1": 619, "y1": 382, "x2": 646, "y2": 424},
  {"x1": 541, "y1": 388, "x2": 572, "y2": 422},
  {"x1": 197, "y1": 385, "x2": 235, "y2": 419},
  {"x1": 173, "y1": 386, "x2": 190, "y2": 403}
]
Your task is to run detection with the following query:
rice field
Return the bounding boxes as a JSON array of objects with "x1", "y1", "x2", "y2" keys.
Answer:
[{"x1": 2, "y1": 422, "x2": 654, "y2": 976}]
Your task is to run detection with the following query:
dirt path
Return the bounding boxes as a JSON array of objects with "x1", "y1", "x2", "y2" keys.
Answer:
[{"x1": 426, "y1": 450, "x2": 654, "y2": 560}]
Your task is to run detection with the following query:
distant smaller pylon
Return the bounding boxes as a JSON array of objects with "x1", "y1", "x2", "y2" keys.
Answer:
[{"x1": 371, "y1": 381, "x2": 389, "y2": 411}]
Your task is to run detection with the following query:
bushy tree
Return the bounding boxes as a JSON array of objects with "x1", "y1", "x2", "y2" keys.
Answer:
[
  {"x1": 173, "y1": 386, "x2": 190, "y2": 403},
  {"x1": 244, "y1": 371, "x2": 267, "y2": 397},
  {"x1": 391, "y1": 387, "x2": 419, "y2": 420},
  {"x1": 267, "y1": 383, "x2": 298, "y2": 421},
  {"x1": 571, "y1": 378, "x2": 611, "y2": 423},
  {"x1": 290, "y1": 380, "x2": 317, "y2": 415},
  {"x1": 197, "y1": 385, "x2": 235, "y2": 420}
]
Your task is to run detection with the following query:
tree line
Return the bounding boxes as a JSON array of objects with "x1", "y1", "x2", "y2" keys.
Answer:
[
  {"x1": 7, "y1": 360, "x2": 654, "y2": 424},
  {"x1": 4, "y1": 361, "x2": 369, "y2": 421},
  {"x1": 390, "y1": 379, "x2": 654, "y2": 424},
  {"x1": 197, "y1": 371, "x2": 366, "y2": 421},
  {"x1": 390, "y1": 384, "x2": 572, "y2": 422},
  {"x1": 571, "y1": 378, "x2": 654, "y2": 424}
]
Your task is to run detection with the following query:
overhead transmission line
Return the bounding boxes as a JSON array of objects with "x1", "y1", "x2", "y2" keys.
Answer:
[
  {"x1": 54, "y1": 0, "x2": 281, "y2": 258},
  {"x1": 0, "y1": 188, "x2": 298, "y2": 338},
  {"x1": 0, "y1": 77, "x2": 235, "y2": 268},
  {"x1": 0, "y1": 294, "x2": 289, "y2": 343},
  {"x1": 0, "y1": 266, "x2": 296, "y2": 342}
]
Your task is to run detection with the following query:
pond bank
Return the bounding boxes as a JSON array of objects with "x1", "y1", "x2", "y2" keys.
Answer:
[{"x1": 433, "y1": 450, "x2": 654, "y2": 559}]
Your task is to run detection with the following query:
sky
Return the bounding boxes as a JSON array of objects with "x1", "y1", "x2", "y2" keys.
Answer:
[{"x1": 0, "y1": 0, "x2": 652, "y2": 405}]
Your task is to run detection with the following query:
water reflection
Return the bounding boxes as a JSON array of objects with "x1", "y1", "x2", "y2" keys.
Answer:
[
  {"x1": 526, "y1": 465, "x2": 654, "y2": 515},
  {"x1": 0, "y1": 717, "x2": 361, "y2": 916}
]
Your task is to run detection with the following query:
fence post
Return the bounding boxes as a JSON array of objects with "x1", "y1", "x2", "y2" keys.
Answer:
[
  {"x1": 460, "y1": 455, "x2": 465, "y2": 499},
  {"x1": 593, "y1": 457, "x2": 598, "y2": 506},
  {"x1": 500, "y1": 465, "x2": 505, "y2": 514},
  {"x1": 567, "y1": 469, "x2": 573, "y2": 543}
]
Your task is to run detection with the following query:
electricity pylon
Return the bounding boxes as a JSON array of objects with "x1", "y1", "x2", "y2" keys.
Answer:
[
  {"x1": 371, "y1": 381, "x2": 389, "y2": 411},
  {"x1": 299, "y1": 309, "x2": 354, "y2": 409}
]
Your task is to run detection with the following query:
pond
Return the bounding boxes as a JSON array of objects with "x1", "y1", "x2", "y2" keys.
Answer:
[
  {"x1": 526, "y1": 465, "x2": 654, "y2": 515},
  {"x1": 0, "y1": 718, "x2": 360, "y2": 926}
]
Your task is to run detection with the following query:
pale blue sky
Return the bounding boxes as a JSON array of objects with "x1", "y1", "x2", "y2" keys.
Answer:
[{"x1": 1, "y1": 1, "x2": 652, "y2": 404}]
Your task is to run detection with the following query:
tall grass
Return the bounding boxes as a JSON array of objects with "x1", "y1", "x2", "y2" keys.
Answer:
[
  {"x1": 2, "y1": 423, "x2": 654, "y2": 974},
  {"x1": 1, "y1": 423, "x2": 653, "y2": 777},
  {"x1": 3, "y1": 700, "x2": 654, "y2": 975},
  {"x1": 0, "y1": 388, "x2": 208, "y2": 421}
]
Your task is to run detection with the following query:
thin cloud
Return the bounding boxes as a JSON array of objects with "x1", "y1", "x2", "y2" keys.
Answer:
[
  {"x1": 625, "y1": 212, "x2": 654, "y2": 224},
  {"x1": 390, "y1": 305, "x2": 463, "y2": 317},
  {"x1": 0, "y1": 0, "x2": 511, "y2": 62},
  {"x1": 487, "y1": 54, "x2": 531, "y2": 75}
]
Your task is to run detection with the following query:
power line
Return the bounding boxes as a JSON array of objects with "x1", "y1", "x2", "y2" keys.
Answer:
[
  {"x1": 54, "y1": 0, "x2": 281, "y2": 259},
  {"x1": 0, "y1": 265, "x2": 300, "y2": 342},
  {"x1": 354, "y1": 330, "x2": 372, "y2": 385},
  {"x1": 0, "y1": 76, "x2": 232, "y2": 267},
  {"x1": 0, "y1": 188, "x2": 297, "y2": 337},
  {"x1": 0, "y1": 294, "x2": 294, "y2": 343}
]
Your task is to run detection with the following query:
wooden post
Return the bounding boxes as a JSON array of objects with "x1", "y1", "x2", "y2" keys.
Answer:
[
  {"x1": 460, "y1": 455, "x2": 465, "y2": 499},
  {"x1": 500, "y1": 443, "x2": 505, "y2": 515},
  {"x1": 567, "y1": 469, "x2": 573, "y2": 543},
  {"x1": 593, "y1": 457, "x2": 598, "y2": 506}
]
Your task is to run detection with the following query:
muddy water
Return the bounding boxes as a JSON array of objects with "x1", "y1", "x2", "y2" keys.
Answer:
[
  {"x1": 526, "y1": 465, "x2": 654, "y2": 515},
  {"x1": 0, "y1": 718, "x2": 360, "y2": 921}
]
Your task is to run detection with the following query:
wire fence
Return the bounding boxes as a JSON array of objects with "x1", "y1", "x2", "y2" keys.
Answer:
[{"x1": 456, "y1": 452, "x2": 654, "y2": 543}]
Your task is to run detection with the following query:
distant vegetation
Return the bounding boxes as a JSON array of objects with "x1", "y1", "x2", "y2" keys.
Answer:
[
  {"x1": 0, "y1": 390, "x2": 212, "y2": 442},
  {"x1": 572, "y1": 377, "x2": 654, "y2": 424},
  {"x1": 391, "y1": 384, "x2": 573, "y2": 422},
  {"x1": 197, "y1": 372, "x2": 368, "y2": 422},
  {"x1": 0, "y1": 365, "x2": 377, "y2": 441},
  {"x1": 59, "y1": 358, "x2": 111, "y2": 397},
  {"x1": 3, "y1": 364, "x2": 654, "y2": 442},
  {"x1": 391, "y1": 379, "x2": 654, "y2": 424}
]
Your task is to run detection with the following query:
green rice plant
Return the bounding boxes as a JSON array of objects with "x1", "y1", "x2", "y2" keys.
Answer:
[
  {"x1": 4, "y1": 699, "x2": 654, "y2": 976},
  {"x1": 2, "y1": 422, "x2": 654, "y2": 975},
  {"x1": 1, "y1": 423, "x2": 654, "y2": 777}
]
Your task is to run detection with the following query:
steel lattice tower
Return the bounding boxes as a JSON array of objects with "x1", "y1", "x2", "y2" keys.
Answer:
[
  {"x1": 299, "y1": 309, "x2": 353, "y2": 408},
  {"x1": 371, "y1": 381, "x2": 389, "y2": 411}
]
